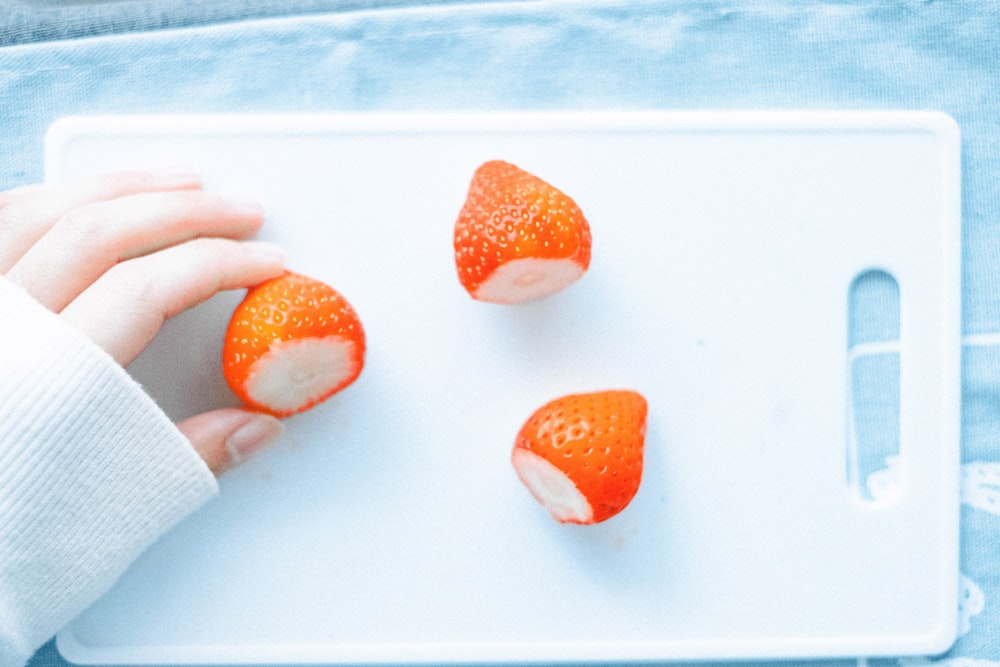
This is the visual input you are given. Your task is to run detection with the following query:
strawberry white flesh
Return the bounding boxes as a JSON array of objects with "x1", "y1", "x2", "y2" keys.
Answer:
[
  {"x1": 512, "y1": 447, "x2": 593, "y2": 524},
  {"x1": 243, "y1": 335, "x2": 360, "y2": 414},
  {"x1": 472, "y1": 257, "x2": 587, "y2": 304}
]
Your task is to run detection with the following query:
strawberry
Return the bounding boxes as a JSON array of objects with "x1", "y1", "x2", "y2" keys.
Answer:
[
  {"x1": 222, "y1": 271, "x2": 365, "y2": 418},
  {"x1": 512, "y1": 390, "x2": 647, "y2": 524},
  {"x1": 453, "y1": 160, "x2": 592, "y2": 304}
]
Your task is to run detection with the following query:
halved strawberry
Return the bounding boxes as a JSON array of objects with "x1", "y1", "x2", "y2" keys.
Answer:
[
  {"x1": 222, "y1": 271, "x2": 365, "y2": 418},
  {"x1": 454, "y1": 160, "x2": 592, "y2": 304},
  {"x1": 512, "y1": 390, "x2": 647, "y2": 524}
]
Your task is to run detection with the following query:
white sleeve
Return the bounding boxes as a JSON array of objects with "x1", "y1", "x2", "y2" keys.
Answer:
[{"x1": 0, "y1": 278, "x2": 219, "y2": 667}]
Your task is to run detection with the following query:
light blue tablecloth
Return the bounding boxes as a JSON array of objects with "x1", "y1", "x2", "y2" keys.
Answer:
[{"x1": 2, "y1": 2, "x2": 998, "y2": 665}]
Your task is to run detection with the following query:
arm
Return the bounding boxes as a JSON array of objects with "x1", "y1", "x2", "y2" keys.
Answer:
[{"x1": 0, "y1": 276, "x2": 218, "y2": 665}]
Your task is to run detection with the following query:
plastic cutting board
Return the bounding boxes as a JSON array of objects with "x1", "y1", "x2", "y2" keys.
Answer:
[{"x1": 46, "y1": 111, "x2": 961, "y2": 663}]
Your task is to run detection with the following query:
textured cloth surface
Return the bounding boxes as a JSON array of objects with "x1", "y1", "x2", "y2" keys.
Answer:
[
  {"x1": 0, "y1": 278, "x2": 218, "y2": 667},
  {"x1": 0, "y1": 2, "x2": 998, "y2": 665},
  {"x1": 0, "y1": 0, "x2": 464, "y2": 46}
]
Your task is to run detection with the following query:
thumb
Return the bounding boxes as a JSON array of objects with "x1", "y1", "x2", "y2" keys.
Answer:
[{"x1": 176, "y1": 408, "x2": 284, "y2": 476}]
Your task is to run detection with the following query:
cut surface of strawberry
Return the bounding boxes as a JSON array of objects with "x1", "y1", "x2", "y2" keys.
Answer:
[
  {"x1": 454, "y1": 160, "x2": 592, "y2": 304},
  {"x1": 512, "y1": 390, "x2": 647, "y2": 524},
  {"x1": 223, "y1": 271, "x2": 365, "y2": 418}
]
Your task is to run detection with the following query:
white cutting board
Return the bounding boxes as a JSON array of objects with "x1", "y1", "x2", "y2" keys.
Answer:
[{"x1": 46, "y1": 111, "x2": 961, "y2": 663}]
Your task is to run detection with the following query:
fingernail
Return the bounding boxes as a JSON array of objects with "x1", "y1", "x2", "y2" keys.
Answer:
[
  {"x1": 245, "y1": 240, "x2": 286, "y2": 265},
  {"x1": 226, "y1": 414, "x2": 284, "y2": 466},
  {"x1": 230, "y1": 198, "x2": 266, "y2": 218},
  {"x1": 149, "y1": 167, "x2": 202, "y2": 188}
]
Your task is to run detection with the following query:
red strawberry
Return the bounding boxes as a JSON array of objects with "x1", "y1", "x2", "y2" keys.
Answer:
[
  {"x1": 223, "y1": 271, "x2": 365, "y2": 418},
  {"x1": 512, "y1": 390, "x2": 647, "y2": 524},
  {"x1": 453, "y1": 160, "x2": 592, "y2": 304}
]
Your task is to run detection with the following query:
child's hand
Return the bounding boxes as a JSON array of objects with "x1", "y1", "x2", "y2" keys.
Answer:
[{"x1": 0, "y1": 169, "x2": 287, "y2": 474}]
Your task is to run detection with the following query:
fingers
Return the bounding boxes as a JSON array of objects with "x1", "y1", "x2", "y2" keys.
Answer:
[
  {"x1": 7, "y1": 190, "x2": 266, "y2": 311},
  {"x1": 0, "y1": 183, "x2": 47, "y2": 209},
  {"x1": 0, "y1": 169, "x2": 202, "y2": 272},
  {"x1": 177, "y1": 408, "x2": 284, "y2": 476},
  {"x1": 2, "y1": 169, "x2": 286, "y2": 365},
  {"x1": 61, "y1": 236, "x2": 285, "y2": 365}
]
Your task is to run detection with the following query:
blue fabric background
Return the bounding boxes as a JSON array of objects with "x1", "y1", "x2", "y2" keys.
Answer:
[{"x1": 1, "y1": 1, "x2": 998, "y2": 665}]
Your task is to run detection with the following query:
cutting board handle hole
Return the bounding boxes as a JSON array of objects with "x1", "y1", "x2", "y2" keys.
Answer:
[{"x1": 846, "y1": 269, "x2": 901, "y2": 503}]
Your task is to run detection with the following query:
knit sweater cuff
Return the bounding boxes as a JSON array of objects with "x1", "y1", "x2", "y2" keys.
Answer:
[{"x1": 0, "y1": 278, "x2": 219, "y2": 666}]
